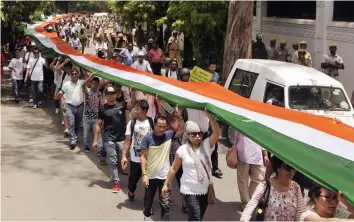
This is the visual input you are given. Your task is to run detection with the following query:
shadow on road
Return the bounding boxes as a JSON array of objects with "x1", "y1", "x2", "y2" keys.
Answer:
[{"x1": 1, "y1": 71, "x2": 241, "y2": 221}]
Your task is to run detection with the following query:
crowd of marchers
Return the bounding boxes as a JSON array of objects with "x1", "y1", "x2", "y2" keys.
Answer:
[{"x1": 1, "y1": 13, "x2": 354, "y2": 222}]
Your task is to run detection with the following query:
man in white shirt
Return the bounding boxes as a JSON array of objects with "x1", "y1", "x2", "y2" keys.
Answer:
[
  {"x1": 164, "y1": 59, "x2": 178, "y2": 80},
  {"x1": 235, "y1": 133, "x2": 268, "y2": 210},
  {"x1": 60, "y1": 63, "x2": 85, "y2": 150},
  {"x1": 8, "y1": 49, "x2": 24, "y2": 103},
  {"x1": 24, "y1": 47, "x2": 47, "y2": 109},
  {"x1": 131, "y1": 51, "x2": 152, "y2": 73}
]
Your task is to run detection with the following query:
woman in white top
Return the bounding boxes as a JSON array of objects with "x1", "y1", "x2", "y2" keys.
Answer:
[
  {"x1": 300, "y1": 184, "x2": 354, "y2": 221},
  {"x1": 241, "y1": 155, "x2": 305, "y2": 221},
  {"x1": 162, "y1": 111, "x2": 220, "y2": 221}
]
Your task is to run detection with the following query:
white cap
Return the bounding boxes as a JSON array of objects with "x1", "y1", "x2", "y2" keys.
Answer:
[{"x1": 137, "y1": 51, "x2": 145, "y2": 57}]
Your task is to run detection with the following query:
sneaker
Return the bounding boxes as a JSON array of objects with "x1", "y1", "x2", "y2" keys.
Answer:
[
  {"x1": 64, "y1": 128, "x2": 69, "y2": 136},
  {"x1": 37, "y1": 101, "x2": 43, "y2": 108},
  {"x1": 61, "y1": 120, "x2": 64, "y2": 125},
  {"x1": 29, "y1": 98, "x2": 33, "y2": 103},
  {"x1": 33, "y1": 105, "x2": 37, "y2": 109},
  {"x1": 70, "y1": 143, "x2": 76, "y2": 150},
  {"x1": 128, "y1": 191, "x2": 135, "y2": 201},
  {"x1": 112, "y1": 182, "x2": 120, "y2": 193},
  {"x1": 84, "y1": 147, "x2": 90, "y2": 153},
  {"x1": 212, "y1": 169, "x2": 223, "y2": 178},
  {"x1": 144, "y1": 216, "x2": 152, "y2": 221},
  {"x1": 55, "y1": 108, "x2": 59, "y2": 114}
]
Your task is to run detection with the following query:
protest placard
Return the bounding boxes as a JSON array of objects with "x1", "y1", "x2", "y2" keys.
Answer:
[{"x1": 189, "y1": 66, "x2": 213, "y2": 82}]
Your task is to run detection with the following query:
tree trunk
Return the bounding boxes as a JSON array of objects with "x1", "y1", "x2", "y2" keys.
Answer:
[
  {"x1": 183, "y1": 36, "x2": 194, "y2": 68},
  {"x1": 221, "y1": 1, "x2": 253, "y2": 84}
]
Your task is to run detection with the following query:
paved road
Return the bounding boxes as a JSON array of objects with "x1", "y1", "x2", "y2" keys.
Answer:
[{"x1": 1, "y1": 50, "x2": 241, "y2": 221}]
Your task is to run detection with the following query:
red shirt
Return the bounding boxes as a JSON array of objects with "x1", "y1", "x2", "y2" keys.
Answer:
[
  {"x1": 148, "y1": 48, "x2": 164, "y2": 63},
  {"x1": 1, "y1": 54, "x2": 5, "y2": 76}
]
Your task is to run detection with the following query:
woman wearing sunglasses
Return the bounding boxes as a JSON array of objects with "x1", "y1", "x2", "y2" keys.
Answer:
[
  {"x1": 300, "y1": 184, "x2": 354, "y2": 221},
  {"x1": 241, "y1": 156, "x2": 305, "y2": 221},
  {"x1": 162, "y1": 111, "x2": 220, "y2": 221}
]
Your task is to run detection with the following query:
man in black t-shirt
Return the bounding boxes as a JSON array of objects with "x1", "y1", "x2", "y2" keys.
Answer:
[{"x1": 93, "y1": 86, "x2": 126, "y2": 193}]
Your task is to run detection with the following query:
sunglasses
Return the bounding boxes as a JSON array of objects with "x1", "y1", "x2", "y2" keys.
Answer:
[
  {"x1": 282, "y1": 164, "x2": 295, "y2": 172},
  {"x1": 171, "y1": 63, "x2": 177, "y2": 66},
  {"x1": 71, "y1": 72, "x2": 78, "y2": 76},
  {"x1": 320, "y1": 194, "x2": 338, "y2": 202},
  {"x1": 188, "y1": 132, "x2": 203, "y2": 138}
]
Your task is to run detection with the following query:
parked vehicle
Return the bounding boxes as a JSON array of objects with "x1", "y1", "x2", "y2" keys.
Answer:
[{"x1": 224, "y1": 59, "x2": 354, "y2": 145}]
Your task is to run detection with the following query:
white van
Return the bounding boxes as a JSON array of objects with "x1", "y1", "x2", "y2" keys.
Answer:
[{"x1": 224, "y1": 59, "x2": 354, "y2": 145}]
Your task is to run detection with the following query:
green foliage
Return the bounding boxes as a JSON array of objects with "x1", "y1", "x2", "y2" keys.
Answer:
[
  {"x1": 71, "y1": 0, "x2": 110, "y2": 13},
  {"x1": 107, "y1": 1, "x2": 168, "y2": 28},
  {"x1": 166, "y1": 1, "x2": 229, "y2": 67}
]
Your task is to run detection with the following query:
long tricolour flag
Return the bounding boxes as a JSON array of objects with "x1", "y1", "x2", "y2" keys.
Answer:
[{"x1": 25, "y1": 16, "x2": 354, "y2": 204}]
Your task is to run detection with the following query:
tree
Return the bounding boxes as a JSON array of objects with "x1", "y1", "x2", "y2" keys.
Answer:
[
  {"x1": 161, "y1": 1, "x2": 228, "y2": 67},
  {"x1": 221, "y1": 1, "x2": 253, "y2": 83},
  {"x1": 107, "y1": 1, "x2": 167, "y2": 28},
  {"x1": 1, "y1": 1, "x2": 56, "y2": 44}
]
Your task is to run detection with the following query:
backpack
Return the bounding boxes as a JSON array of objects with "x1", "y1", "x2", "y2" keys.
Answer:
[{"x1": 130, "y1": 117, "x2": 154, "y2": 135}]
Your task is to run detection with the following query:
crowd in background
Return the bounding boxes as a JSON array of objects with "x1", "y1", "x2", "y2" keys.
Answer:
[{"x1": 1, "y1": 13, "x2": 354, "y2": 221}]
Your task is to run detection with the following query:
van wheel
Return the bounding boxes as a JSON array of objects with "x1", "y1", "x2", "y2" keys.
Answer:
[{"x1": 227, "y1": 126, "x2": 238, "y2": 147}]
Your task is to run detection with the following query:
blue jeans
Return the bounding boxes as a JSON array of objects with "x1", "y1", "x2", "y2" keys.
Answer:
[
  {"x1": 83, "y1": 119, "x2": 103, "y2": 151},
  {"x1": 12, "y1": 79, "x2": 23, "y2": 99},
  {"x1": 66, "y1": 103, "x2": 83, "y2": 145},
  {"x1": 31, "y1": 80, "x2": 43, "y2": 105},
  {"x1": 105, "y1": 140, "x2": 124, "y2": 183}
]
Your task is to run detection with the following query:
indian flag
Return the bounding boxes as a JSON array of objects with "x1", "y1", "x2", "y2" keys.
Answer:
[{"x1": 24, "y1": 16, "x2": 354, "y2": 204}]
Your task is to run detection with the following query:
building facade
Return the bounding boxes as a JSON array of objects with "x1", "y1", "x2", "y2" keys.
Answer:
[{"x1": 253, "y1": 0, "x2": 354, "y2": 96}]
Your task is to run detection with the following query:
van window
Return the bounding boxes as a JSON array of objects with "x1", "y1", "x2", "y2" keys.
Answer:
[
  {"x1": 228, "y1": 69, "x2": 259, "y2": 98},
  {"x1": 264, "y1": 83, "x2": 285, "y2": 107},
  {"x1": 289, "y1": 86, "x2": 350, "y2": 111}
]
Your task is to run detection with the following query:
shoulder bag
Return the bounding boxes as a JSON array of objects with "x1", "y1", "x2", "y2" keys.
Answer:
[
  {"x1": 250, "y1": 180, "x2": 271, "y2": 221},
  {"x1": 27, "y1": 57, "x2": 40, "y2": 80},
  {"x1": 198, "y1": 149, "x2": 216, "y2": 205},
  {"x1": 226, "y1": 132, "x2": 239, "y2": 169},
  {"x1": 53, "y1": 71, "x2": 67, "y2": 100}
]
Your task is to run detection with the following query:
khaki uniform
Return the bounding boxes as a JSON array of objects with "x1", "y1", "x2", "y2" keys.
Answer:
[
  {"x1": 267, "y1": 46, "x2": 278, "y2": 60},
  {"x1": 275, "y1": 47, "x2": 289, "y2": 62},
  {"x1": 322, "y1": 53, "x2": 344, "y2": 80},
  {"x1": 168, "y1": 36, "x2": 182, "y2": 67},
  {"x1": 291, "y1": 50, "x2": 312, "y2": 67}
]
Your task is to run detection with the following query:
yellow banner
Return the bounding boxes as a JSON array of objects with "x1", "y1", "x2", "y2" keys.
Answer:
[{"x1": 189, "y1": 66, "x2": 213, "y2": 82}]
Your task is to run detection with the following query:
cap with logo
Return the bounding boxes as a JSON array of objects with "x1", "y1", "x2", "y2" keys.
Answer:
[{"x1": 105, "y1": 86, "x2": 116, "y2": 93}]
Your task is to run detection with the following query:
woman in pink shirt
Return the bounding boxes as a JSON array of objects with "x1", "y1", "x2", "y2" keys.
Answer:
[{"x1": 148, "y1": 41, "x2": 165, "y2": 75}]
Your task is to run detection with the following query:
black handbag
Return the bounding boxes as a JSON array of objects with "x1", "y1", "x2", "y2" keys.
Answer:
[{"x1": 251, "y1": 180, "x2": 271, "y2": 221}]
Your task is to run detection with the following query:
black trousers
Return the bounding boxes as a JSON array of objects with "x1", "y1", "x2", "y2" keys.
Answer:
[
  {"x1": 143, "y1": 178, "x2": 171, "y2": 220},
  {"x1": 183, "y1": 194, "x2": 208, "y2": 221},
  {"x1": 128, "y1": 161, "x2": 141, "y2": 193},
  {"x1": 151, "y1": 62, "x2": 162, "y2": 75},
  {"x1": 203, "y1": 132, "x2": 219, "y2": 172}
]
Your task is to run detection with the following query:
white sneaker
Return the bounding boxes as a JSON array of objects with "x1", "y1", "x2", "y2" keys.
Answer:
[
  {"x1": 61, "y1": 120, "x2": 64, "y2": 125},
  {"x1": 55, "y1": 108, "x2": 59, "y2": 114},
  {"x1": 33, "y1": 105, "x2": 37, "y2": 109},
  {"x1": 29, "y1": 98, "x2": 33, "y2": 103},
  {"x1": 144, "y1": 216, "x2": 152, "y2": 221},
  {"x1": 64, "y1": 128, "x2": 68, "y2": 135}
]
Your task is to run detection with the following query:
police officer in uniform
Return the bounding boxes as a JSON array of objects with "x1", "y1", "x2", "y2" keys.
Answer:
[
  {"x1": 291, "y1": 40, "x2": 312, "y2": 67},
  {"x1": 321, "y1": 44, "x2": 344, "y2": 80},
  {"x1": 276, "y1": 40, "x2": 289, "y2": 62},
  {"x1": 252, "y1": 33, "x2": 268, "y2": 59},
  {"x1": 267, "y1": 38, "x2": 278, "y2": 60}
]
